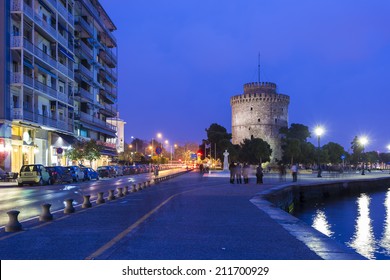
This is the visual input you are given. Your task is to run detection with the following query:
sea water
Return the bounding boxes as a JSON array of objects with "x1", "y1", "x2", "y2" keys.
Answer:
[{"x1": 292, "y1": 187, "x2": 390, "y2": 260}]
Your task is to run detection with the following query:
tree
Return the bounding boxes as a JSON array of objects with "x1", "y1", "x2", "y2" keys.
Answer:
[
  {"x1": 205, "y1": 123, "x2": 232, "y2": 161},
  {"x1": 66, "y1": 139, "x2": 102, "y2": 165},
  {"x1": 280, "y1": 123, "x2": 313, "y2": 164},
  {"x1": 239, "y1": 138, "x2": 272, "y2": 164},
  {"x1": 350, "y1": 136, "x2": 364, "y2": 164},
  {"x1": 322, "y1": 142, "x2": 347, "y2": 164}
]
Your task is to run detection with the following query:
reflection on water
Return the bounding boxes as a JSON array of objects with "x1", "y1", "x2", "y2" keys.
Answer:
[
  {"x1": 379, "y1": 192, "x2": 390, "y2": 255},
  {"x1": 347, "y1": 193, "x2": 377, "y2": 259},
  {"x1": 294, "y1": 188, "x2": 390, "y2": 260},
  {"x1": 312, "y1": 209, "x2": 333, "y2": 237}
]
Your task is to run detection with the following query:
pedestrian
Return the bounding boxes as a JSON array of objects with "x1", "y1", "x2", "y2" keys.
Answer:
[
  {"x1": 235, "y1": 163, "x2": 242, "y2": 184},
  {"x1": 229, "y1": 162, "x2": 235, "y2": 184},
  {"x1": 242, "y1": 163, "x2": 250, "y2": 184},
  {"x1": 278, "y1": 162, "x2": 286, "y2": 182},
  {"x1": 291, "y1": 164, "x2": 298, "y2": 182},
  {"x1": 256, "y1": 165, "x2": 263, "y2": 184}
]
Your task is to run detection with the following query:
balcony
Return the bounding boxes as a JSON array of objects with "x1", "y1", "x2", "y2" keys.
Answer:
[
  {"x1": 75, "y1": 16, "x2": 93, "y2": 37},
  {"x1": 77, "y1": 111, "x2": 116, "y2": 132},
  {"x1": 13, "y1": 108, "x2": 74, "y2": 133},
  {"x1": 34, "y1": 46, "x2": 57, "y2": 68},
  {"x1": 34, "y1": 13, "x2": 57, "y2": 40},
  {"x1": 34, "y1": 80, "x2": 57, "y2": 99}
]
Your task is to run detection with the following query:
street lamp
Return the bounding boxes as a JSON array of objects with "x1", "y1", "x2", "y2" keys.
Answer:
[
  {"x1": 314, "y1": 126, "x2": 324, "y2": 178},
  {"x1": 387, "y1": 144, "x2": 390, "y2": 174},
  {"x1": 359, "y1": 136, "x2": 368, "y2": 175}
]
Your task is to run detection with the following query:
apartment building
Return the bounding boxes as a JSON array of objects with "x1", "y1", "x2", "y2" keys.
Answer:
[{"x1": 0, "y1": 0, "x2": 118, "y2": 172}]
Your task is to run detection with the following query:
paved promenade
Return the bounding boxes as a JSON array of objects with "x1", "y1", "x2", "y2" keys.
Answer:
[{"x1": 1, "y1": 170, "x2": 388, "y2": 260}]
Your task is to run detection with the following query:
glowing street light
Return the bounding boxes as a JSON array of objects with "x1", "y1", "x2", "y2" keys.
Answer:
[
  {"x1": 359, "y1": 136, "x2": 368, "y2": 175},
  {"x1": 314, "y1": 126, "x2": 325, "y2": 178}
]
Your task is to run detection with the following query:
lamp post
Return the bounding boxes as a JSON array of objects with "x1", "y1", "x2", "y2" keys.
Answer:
[
  {"x1": 314, "y1": 126, "x2": 324, "y2": 178},
  {"x1": 359, "y1": 136, "x2": 368, "y2": 175}
]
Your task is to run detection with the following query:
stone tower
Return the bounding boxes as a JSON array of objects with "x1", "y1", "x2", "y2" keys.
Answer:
[{"x1": 230, "y1": 82, "x2": 290, "y2": 162}]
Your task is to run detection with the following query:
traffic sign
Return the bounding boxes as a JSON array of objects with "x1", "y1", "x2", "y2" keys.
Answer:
[{"x1": 155, "y1": 147, "x2": 162, "y2": 155}]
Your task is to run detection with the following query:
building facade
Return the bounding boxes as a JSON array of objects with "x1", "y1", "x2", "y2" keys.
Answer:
[
  {"x1": 230, "y1": 82, "x2": 290, "y2": 162},
  {"x1": 0, "y1": 0, "x2": 118, "y2": 172},
  {"x1": 107, "y1": 113, "x2": 126, "y2": 154}
]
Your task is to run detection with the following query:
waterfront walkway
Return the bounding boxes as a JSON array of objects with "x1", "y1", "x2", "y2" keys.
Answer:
[{"x1": 1, "y1": 170, "x2": 388, "y2": 260}]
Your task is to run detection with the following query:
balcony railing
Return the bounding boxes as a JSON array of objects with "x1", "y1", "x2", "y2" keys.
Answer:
[
  {"x1": 34, "y1": 80, "x2": 57, "y2": 99},
  {"x1": 34, "y1": 13, "x2": 57, "y2": 40},
  {"x1": 34, "y1": 45, "x2": 57, "y2": 68},
  {"x1": 78, "y1": 111, "x2": 116, "y2": 132},
  {"x1": 13, "y1": 108, "x2": 74, "y2": 133},
  {"x1": 76, "y1": 16, "x2": 93, "y2": 37},
  {"x1": 11, "y1": 72, "x2": 22, "y2": 84}
]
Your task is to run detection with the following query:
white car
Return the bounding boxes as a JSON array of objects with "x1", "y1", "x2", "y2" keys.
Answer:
[{"x1": 67, "y1": 166, "x2": 85, "y2": 182}]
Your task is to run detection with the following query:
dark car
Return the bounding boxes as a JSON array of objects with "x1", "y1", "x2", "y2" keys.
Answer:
[
  {"x1": 82, "y1": 167, "x2": 99, "y2": 181},
  {"x1": 97, "y1": 166, "x2": 115, "y2": 178},
  {"x1": 46, "y1": 166, "x2": 73, "y2": 184}
]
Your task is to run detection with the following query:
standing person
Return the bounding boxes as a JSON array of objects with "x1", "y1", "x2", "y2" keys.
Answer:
[
  {"x1": 278, "y1": 162, "x2": 286, "y2": 182},
  {"x1": 256, "y1": 165, "x2": 263, "y2": 184},
  {"x1": 235, "y1": 163, "x2": 242, "y2": 184},
  {"x1": 229, "y1": 162, "x2": 235, "y2": 184},
  {"x1": 291, "y1": 164, "x2": 298, "y2": 182},
  {"x1": 242, "y1": 163, "x2": 250, "y2": 184}
]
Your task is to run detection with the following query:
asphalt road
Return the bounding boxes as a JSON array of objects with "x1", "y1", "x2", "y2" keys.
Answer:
[{"x1": 0, "y1": 169, "x2": 181, "y2": 227}]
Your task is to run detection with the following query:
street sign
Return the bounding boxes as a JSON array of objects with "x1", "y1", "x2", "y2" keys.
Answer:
[
  {"x1": 341, "y1": 154, "x2": 345, "y2": 160},
  {"x1": 155, "y1": 147, "x2": 162, "y2": 155}
]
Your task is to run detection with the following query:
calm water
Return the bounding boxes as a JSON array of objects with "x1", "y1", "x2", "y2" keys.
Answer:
[{"x1": 293, "y1": 187, "x2": 390, "y2": 260}]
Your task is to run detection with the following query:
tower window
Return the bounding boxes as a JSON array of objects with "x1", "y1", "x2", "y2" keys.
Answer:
[
  {"x1": 275, "y1": 118, "x2": 277, "y2": 124},
  {"x1": 258, "y1": 118, "x2": 260, "y2": 122},
  {"x1": 250, "y1": 107, "x2": 253, "y2": 111}
]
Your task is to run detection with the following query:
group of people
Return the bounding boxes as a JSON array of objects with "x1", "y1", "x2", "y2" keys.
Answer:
[{"x1": 228, "y1": 162, "x2": 264, "y2": 184}]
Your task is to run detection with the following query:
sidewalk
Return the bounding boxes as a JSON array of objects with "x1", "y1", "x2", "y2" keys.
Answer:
[{"x1": 1, "y1": 170, "x2": 386, "y2": 260}]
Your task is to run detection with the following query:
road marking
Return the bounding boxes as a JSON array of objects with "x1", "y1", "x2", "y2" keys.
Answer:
[{"x1": 85, "y1": 188, "x2": 198, "y2": 260}]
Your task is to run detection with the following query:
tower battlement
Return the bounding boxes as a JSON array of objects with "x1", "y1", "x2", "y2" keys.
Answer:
[{"x1": 243, "y1": 82, "x2": 277, "y2": 95}]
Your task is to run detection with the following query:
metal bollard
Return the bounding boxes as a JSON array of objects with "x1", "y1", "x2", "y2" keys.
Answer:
[
  {"x1": 137, "y1": 183, "x2": 143, "y2": 191},
  {"x1": 108, "y1": 189, "x2": 116, "y2": 200},
  {"x1": 97, "y1": 192, "x2": 105, "y2": 204},
  {"x1": 5, "y1": 210, "x2": 22, "y2": 232},
  {"x1": 82, "y1": 195, "x2": 92, "y2": 208},
  {"x1": 124, "y1": 186, "x2": 129, "y2": 195},
  {"x1": 147, "y1": 180, "x2": 151, "y2": 187},
  {"x1": 117, "y1": 187, "x2": 124, "y2": 197},
  {"x1": 131, "y1": 184, "x2": 137, "y2": 192},
  {"x1": 64, "y1": 199, "x2": 75, "y2": 214},
  {"x1": 39, "y1": 203, "x2": 53, "y2": 222},
  {"x1": 143, "y1": 182, "x2": 147, "y2": 188}
]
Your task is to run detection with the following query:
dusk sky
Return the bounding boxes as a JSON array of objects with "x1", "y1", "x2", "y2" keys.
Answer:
[{"x1": 100, "y1": 0, "x2": 390, "y2": 152}]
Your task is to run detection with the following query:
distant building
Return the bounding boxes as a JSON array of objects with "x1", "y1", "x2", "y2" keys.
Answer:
[
  {"x1": 0, "y1": 0, "x2": 118, "y2": 171},
  {"x1": 230, "y1": 82, "x2": 290, "y2": 162},
  {"x1": 107, "y1": 113, "x2": 126, "y2": 153}
]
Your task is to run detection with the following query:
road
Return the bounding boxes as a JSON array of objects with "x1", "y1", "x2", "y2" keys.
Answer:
[{"x1": 0, "y1": 168, "x2": 183, "y2": 227}]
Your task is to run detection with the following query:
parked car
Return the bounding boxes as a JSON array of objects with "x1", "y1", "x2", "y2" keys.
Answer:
[
  {"x1": 18, "y1": 164, "x2": 50, "y2": 186},
  {"x1": 67, "y1": 166, "x2": 85, "y2": 182},
  {"x1": 82, "y1": 167, "x2": 99, "y2": 181},
  {"x1": 111, "y1": 165, "x2": 123, "y2": 176},
  {"x1": 97, "y1": 166, "x2": 116, "y2": 178},
  {"x1": 46, "y1": 166, "x2": 73, "y2": 184}
]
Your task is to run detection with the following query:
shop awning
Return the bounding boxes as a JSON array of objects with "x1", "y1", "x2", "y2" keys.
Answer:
[{"x1": 51, "y1": 132, "x2": 75, "y2": 147}]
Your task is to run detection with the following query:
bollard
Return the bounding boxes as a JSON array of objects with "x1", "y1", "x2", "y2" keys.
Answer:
[
  {"x1": 39, "y1": 203, "x2": 53, "y2": 222},
  {"x1": 108, "y1": 189, "x2": 116, "y2": 200},
  {"x1": 82, "y1": 195, "x2": 92, "y2": 208},
  {"x1": 147, "y1": 180, "x2": 151, "y2": 187},
  {"x1": 96, "y1": 192, "x2": 105, "y2": 204},
  {"x1": 137, "y1": 183, "x2": 143, "y2": 191},
  {"x1": 131, "y1": 184, "x2": 137, "y2": 192},
  {"x1": 64, "y1": 199, "x2": 75, "y2": 214},
  {"x1": 5, "y1": 210, "x2": 22, "y2": 232},
  {"x1": 143, "y1": 182, "x2": 147, "y2": 188},
  {"x1": 123, "y1": 186, "x2": 129, "y2": 195},
  {"x1": 117, "y1": 187, "x2": 124, "y2": 197}
]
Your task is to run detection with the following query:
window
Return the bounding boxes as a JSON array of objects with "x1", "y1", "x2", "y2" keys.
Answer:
[
  {"x1": 42, "y1": 44, "x2": 48, "y2": 54},
  {"x1": 12, "y1": 25, "x2": 20, "y2": 36},
  {"x1": 258, "y1": 118, "x2": 260, "y2": 122}
]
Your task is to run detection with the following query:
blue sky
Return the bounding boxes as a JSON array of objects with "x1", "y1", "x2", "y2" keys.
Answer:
[{"x1": 100, "y1": 0, "x2": 390, "y2": 152}]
